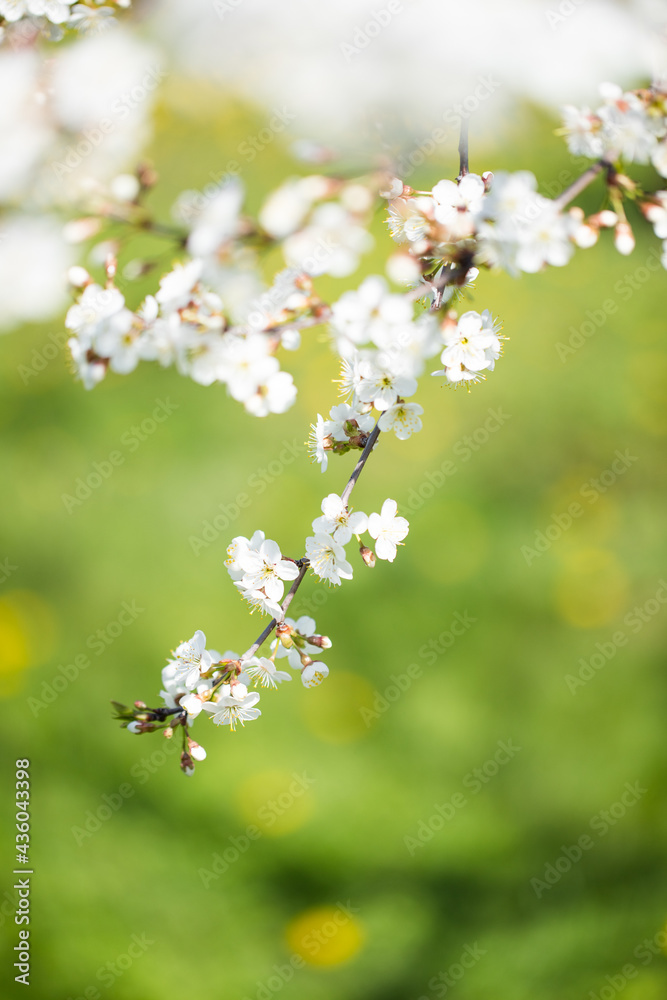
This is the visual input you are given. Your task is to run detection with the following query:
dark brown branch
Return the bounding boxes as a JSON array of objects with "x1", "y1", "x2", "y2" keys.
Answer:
[
  {"x1": 340, "y1": 422, "x2": 381, "y2": 506},
  {"x1": 458, "y1": 118, "x2": 469, "y2": 179},
  {"x1": 242, "y1": 561, "x2": 310, "y2": 660}
]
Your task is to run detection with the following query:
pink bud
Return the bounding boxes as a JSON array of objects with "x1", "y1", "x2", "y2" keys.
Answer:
[{"x1": 360, "y1": 544, "x2": 376, "y2": 568}]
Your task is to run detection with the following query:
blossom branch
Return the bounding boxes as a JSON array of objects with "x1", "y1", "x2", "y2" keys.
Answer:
[
  {"x1": 241, "y1": 418, "x2": 382, "y2": 663},
  {"x1": 242, "y1": 560, "x2": 310, "y2": 660}
]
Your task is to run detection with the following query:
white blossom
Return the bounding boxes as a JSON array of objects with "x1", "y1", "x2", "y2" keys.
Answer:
[
  {"x1": 305, "y1": 533, "x2": 353, "y2": 585},
  {"x1": 378, "y1": 401, "x2": 424, "y2": 439},
  {"x1": 368, "y1": 499, "x2": 409, "y2": 562},
  {"x1": 243, "y1": 656, "x2": 292, "y2": 689},
  {"x1": 312, "y1": 493, "x2": 367, "y2": 544},
  {"x1": 308, "y1": 414, "x2": 332, "y2": 472},
  {"x1": 239, "y1": 538, "x2": 299, "y2": 602},
  {"x1": 203, "y1": 683, "x2": 261, "y2": 730},
  {"x1": 301, "y1": 661, "x2": 329, "y2": 688}
]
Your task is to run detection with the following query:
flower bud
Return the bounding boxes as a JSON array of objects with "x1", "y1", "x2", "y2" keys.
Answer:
[
  {"x1": 614, "y1": 221, "x2": 635, "y2": 256},
  {"x1": 306, "y1": 634, "x2": 332, "y2": 649},
  {"x1": 360, "y1": 544, "x2": 376, "y2": 568},
  {"x1": 188, "y1": 738, "x2": 207, "y2": 761},
  {"x1": 68, "y1": 265, "x2": 91, "y2": 288},
  {"x1": 590, "y1": 209, "x2": 618, "y2": 228},
  {"x1": 379, "y1": 176, "x2": 405, "y2": 199},
  {"x1": 180, "y1": 751, "x2": 195, "y2": 776}
]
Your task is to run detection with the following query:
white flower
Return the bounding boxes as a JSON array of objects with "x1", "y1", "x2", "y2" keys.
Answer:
[
  {"x1": 203, "y1": 683, "x2": 261, "y2": 730},
  {"x1": 301, "y1": 661, "x2": 329, "y2": 688},
  {"x1": 0, "y1": 0, "x2": 73, "y2": 24},
  {"x1": 155, "y1": 259, "x2": 203, "y2": 313},
  {"x1": 226, "y1": 530, "x2": 266, "y2": 581},
  {"x1": 244, "y1": 370, "x2": 297, "y2": 417},
  {"x1": 327, "y1": 403, "x2": 375, "y2": 441},
  {"x1": 239, "y1": 539, "x2": 299, "y2": 602},
  {"x1": 68, "y1": 337, "x2": 107, "y2": 390},
  {"x1": 168, "y1": 630, "x2": 216, "y2": 689},
  {"x1": 243, "y1": 656, "x2": 292, "y2": 688},
  {"x1": 259, "y1": 178, "x2": 315, "y2": 238},
  {"x1": 65, "y1": 283, "x2": 125, "y2": 340},
  {"x1": 234, "y1": 584, "x2": 285, "y2": 619},
  {"x1": 218, "y1": 333, "x2": 278, "y2": 403},
  {"x1": 331, "y1": 275, "x2": 413, "y2": 351},
  {"x1": 312, "y1": 493, "x2": 368, "y2": 543},
  {"x1": 598, "y1": 93, "x2": 657, "y2": 164},
  {"x1": 443, "y1": 310, "x2": 502, "y2": 369},
  {"x1": 378, "y1": 401, "x2": 424, "y2": 440},
  {"x1": 386, "y1": 197, "x2": 431, "y2": 244},
  {"x1": 234, "y1": 580, "x2": 283, "y2": 620},
  {"x1": 308, "y1": 414, "x2": 332, "y2": 472},
  {"x1": 560, "y1": 105, "x2": 604, "y2": 159},
  {"x1": 477, "y1": 172, "x2": 574, "y2": 275},
  {"x1": 356, "y1": 359, "x2": 418, "y2": 410},
  {"x1": 305, "y1": 533, "x2": 354, "y2": 586},
  {"x1": 368, "y1": 499, "x2": 409, "y2": 562},
  {"x1": 186, "y1": 180, "x2": 243, "y2": 258},
  {"x1": 284, "y1": 202, "x2": 373, "y2": 277},
  {"x1": 432, "y1": 173, "x2": 485, "y2": 237}
]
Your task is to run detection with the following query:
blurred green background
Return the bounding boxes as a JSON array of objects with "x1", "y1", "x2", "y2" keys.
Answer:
[{"x1": 1, "y1": 87, "x2": 667, "y2": 1000}]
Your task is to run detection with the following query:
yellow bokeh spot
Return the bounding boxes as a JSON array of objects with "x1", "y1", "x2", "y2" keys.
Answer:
[
  {"x1": 236, "y1": 769, "x2": 314, "y2": 837},
  {"x1": 301, "y1": 670, "x2": 376, "y2": 744},
  {"x1": 554, "y1": 549, "x2": 628, "y2": 628},
  {"x1": 421, "y1": 501, "x2": 488, "y2": 585},
  {"x1": 286, "y1": 905, "x2": 365, "y2": 966},
  {"x1": 0, "y1": 590, "x2": 59, "y2": 694}
]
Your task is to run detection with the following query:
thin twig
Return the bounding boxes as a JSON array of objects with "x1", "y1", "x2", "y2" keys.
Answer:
[
  {"x1": 340, "y1": 422, "x2": 381, "y2": 506},
  {"x1": 458, "y1": 118, "x2": 469, "y2": 179},
  {"x1": 553, "y1": 155, "x2": 617, "y2": 211},
  {"x1": 240, "y1": 419, "x2": 382, "y2": 661},
  {"x1": 242, "y1": 562, "x2": 310, "y2": 660}
]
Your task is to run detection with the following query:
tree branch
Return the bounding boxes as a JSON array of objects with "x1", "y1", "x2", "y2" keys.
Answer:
[
  {"x1": 240, "y1": 419, "x2": 382, "y2": 661},
  {"x1": 458, "y1": 118, "x2": 469, "y2": 179},
  {"x1": 553, "y1": 155, "x2": 617, "y2": 210}
]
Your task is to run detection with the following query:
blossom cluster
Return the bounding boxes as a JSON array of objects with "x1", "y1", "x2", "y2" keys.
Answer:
[
  {"x1": 0, "y1": 0, "x2": 130, "y2": 40},
  {"x1": 561, "y1": 82, "x2": 667, "y2": 173},
  {"x1": 65, "y1": 259, "x2": 311, "y2": 415},
  {"x1": 115, "y1": 614, "x2": 333, "y2": 774}
]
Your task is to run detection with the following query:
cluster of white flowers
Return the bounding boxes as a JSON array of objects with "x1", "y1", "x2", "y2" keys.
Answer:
[
  {"x1": 386, "y1": 168, "x2": 584, "y2": 281},
  {"x1": 119, "y1": 614, "x2": 334, "y2": 771},
  {"x1": 561, "y1": 82, "x2": 667, "y2": 175},
  {"x1": 259, "y1": 175, "x2": 375, "y2": 277},
  {"x1": 305, "y1": 492, "x2": 408, "y2": 587},
  {"x1": 65, "y1": 261, "x2": 311, "y2": 414},
  {"x1": 0, "y1": 0, "x2": 130, "y2": 39}
]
